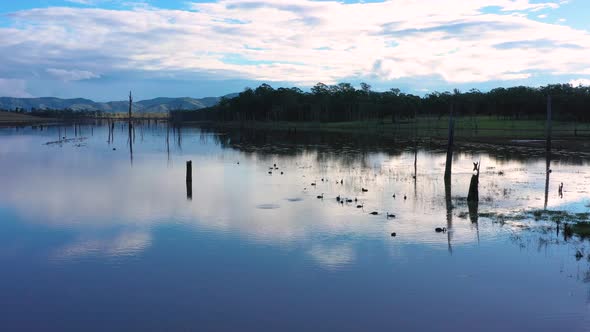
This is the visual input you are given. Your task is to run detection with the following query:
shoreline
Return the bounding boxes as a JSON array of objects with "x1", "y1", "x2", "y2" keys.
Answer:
[
  {"x1": 3, "y1": 112, "x2": 590, "y2": 153},
  {"x1": 187, "y1": 119, "x2": 590, "y2": 154},
  {"x1": 0, "y1": 111, "x2": 59, "y2": 127}
]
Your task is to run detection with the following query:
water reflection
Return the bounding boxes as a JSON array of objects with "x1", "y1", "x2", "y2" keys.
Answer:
[
  {"x1": 444, "y1": 176, "x2": 453, "y2": 253},
  {"x1": 1, "y1": 123, "x2": 590, "y2": 330},
  {"x1": 128, "y1": 119, "x2": 133, "y2": 165},
  {"x1": 1, "y1": 125, "x2": 587, "y2": 258},
  {"x1": 544, "y1": 139, "x2": 551, "y2": 209}
]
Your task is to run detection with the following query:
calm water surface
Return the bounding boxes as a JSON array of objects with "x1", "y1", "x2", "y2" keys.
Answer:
[{"x1": 1, "y1": 122, "x2": 590, "y2": 331}]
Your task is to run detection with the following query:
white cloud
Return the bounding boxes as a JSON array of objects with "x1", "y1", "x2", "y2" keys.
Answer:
[
  {"x1": 66, "y1": 0, "x2": 96, "y2": 4},
  {"x1": 65, "y1": 0, "x2": 118, "y2": 5},
  {"x1": 569, "y1": 78, "x2": 590, "y2": 86},
  {"x1": 0, "y1": 0, "x2": 587, "y2": 87},
  {"x1": 0, "y1": 78, "x2": 32, "y2": 97},
  {"x1": 498, "y1": 0, "x2": 559, "y2": 11},
  {"x1": 46, "y1": 68, "x2": 100, "y2": 81}
]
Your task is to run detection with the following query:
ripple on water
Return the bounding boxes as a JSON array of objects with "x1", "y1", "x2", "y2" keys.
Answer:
[
  {"x1": 286, "y1": 197, "x2": 304, "y2": 202},
  {"x1": 256, "y1": 204, "x2": 281, "y2": 210}
]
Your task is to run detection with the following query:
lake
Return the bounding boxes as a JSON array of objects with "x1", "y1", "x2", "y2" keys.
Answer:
[{"x1": 1, "y1": 122, "x2": 589, "y2": 331}]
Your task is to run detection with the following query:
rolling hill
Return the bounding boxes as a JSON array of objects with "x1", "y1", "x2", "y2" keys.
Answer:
[{"x1": 0, "y1": 94, "x2": 237, "y2": 113}]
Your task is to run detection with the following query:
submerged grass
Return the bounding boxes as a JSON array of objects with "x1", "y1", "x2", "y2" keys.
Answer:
[
  {"x1": 564, "y1": 222, "x2": 590, "y2": 239},
  {"x1": 478, "y1": 208, "x2": 590, "y2": 238},
  {"x1": 479, "y1": 209, "x2": 590, "y2": 223}
]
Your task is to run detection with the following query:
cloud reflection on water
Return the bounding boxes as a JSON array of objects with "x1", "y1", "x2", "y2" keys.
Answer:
[{"x1": 1, "y1": 126, "x2": 590, "y2": 270}]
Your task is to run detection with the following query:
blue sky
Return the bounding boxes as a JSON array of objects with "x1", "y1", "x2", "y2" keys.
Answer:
[{"x1": 1, "y1": 0, "x2": 590, "y2": 101}]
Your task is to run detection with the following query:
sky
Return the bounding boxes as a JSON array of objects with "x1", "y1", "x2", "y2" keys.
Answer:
[{"x1": 1, "y1": 0, "x2": 590, "y2": 101}]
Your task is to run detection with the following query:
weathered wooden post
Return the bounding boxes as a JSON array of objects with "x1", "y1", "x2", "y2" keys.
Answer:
[
  {"x1": 186, "y1": 160, "x2": 192, "y2": 182},
  {"x1": 186, "y1": 160, "x2": 193, "y2": 200}
]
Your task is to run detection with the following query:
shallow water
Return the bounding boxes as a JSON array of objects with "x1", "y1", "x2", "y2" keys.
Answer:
[{"x1": 1, "y1": 122, "x2": 589, "y2": 331}]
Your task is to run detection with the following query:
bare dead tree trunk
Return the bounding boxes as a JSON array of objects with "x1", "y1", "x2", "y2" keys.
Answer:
[
  {"x1": 467, "y1": 161, "x2": 480, "y2": 203},
  {"x1": 443, "y1": 103, "x2": 455, "y2": 254},
  {"x1": 128, "y1": 91, "x2": 133, "y2": 120},
  {"x1": 468, "y1": 160, "x2": 481, "y2": 226},
  {"x1": 414, "y1": 106, "x2": 418, "y2": 190},
  {"x1": 444, "y1": 103, "x2": 454, "y2": 181},
  {"x1": 546, "y1": 95, "x2": 552, "y2": 154},
  {"x1": 128, "y1": 91, "x2": 134, "y2": 165},
  {"x1": 544, "y1": 95, "x2": 552, "y2": 210}
]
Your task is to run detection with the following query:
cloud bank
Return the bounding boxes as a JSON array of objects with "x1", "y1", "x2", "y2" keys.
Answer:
[{"x1": 0, "y1": 0, "x2": 589, "y2": 97}]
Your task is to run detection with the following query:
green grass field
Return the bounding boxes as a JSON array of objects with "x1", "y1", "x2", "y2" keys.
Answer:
[
  {"x1": 199, "y1": 116, "x2": 590, "y2": 141},
  {"x1": 0, "y1": 111, "x2": 55, "y2": 126}
]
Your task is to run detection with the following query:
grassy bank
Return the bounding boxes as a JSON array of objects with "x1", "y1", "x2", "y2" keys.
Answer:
[
  {"x1": 185, "y1": 116, "x2": 590, "y2": 152},
  {"x1": 190, "y1": 116, "x2": 590, "y2": 139},
  {"x1": 0, "y1": 111, "x2": 169, "y2": 127},
  {"x1": 0, "y1": 111, "x2": 57, "y2": 126}
]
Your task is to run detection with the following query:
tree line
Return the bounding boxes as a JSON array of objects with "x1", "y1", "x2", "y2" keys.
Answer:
[
  {"x1": 171, "y1": 83, "x2": 590, "y2": 123},
  {"x1": 3, "y1": 107, "x2": 106, "y2": 119}
]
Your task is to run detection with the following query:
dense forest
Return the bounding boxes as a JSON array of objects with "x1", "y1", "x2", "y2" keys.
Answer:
[{"x1": 171, "y1": 83, "x2": 590, "y2": 123}]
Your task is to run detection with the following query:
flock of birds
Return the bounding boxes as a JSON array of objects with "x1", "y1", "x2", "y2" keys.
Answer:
[
  {"x1": 258, "y1": 161, "x2": 449, "y2": 238},
  {"x1": 268, "y1": 163, "x2": 284, "y2": 175}
]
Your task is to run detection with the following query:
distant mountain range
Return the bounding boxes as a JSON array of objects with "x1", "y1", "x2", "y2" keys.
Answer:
[{"x1": 0, "y1": 94, "x2": 238, "y2": 113}]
